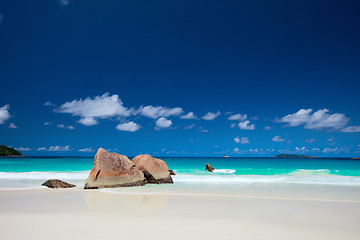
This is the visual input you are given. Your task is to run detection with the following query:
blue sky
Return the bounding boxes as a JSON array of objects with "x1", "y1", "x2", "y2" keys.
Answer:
[{"x1": 0, "y1": 0, "x2": 359, "y2": 156}]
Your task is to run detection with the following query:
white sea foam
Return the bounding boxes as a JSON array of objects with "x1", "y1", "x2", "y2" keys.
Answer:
[
  {"x1": 172, "y1": 173, "x2": 360, "y2": 186},
  {"x1": 0, "y1": 171, "x2": 90, "y2": 180},
  {"x1": 288, "y1": 169, "x2": 331, "y2": 176},
  {"x1": 1, "y1": 170, "x2": 360, "y2": 190},
  {"x1": 212, "y1": 169, "x2": 236, "y2": 174},
  {"x1": 0, "y1": 171, "x2": 89, "y2": 190}
]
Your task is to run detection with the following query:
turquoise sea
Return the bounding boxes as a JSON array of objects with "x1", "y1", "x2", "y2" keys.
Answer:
[{"x1": 1, "y1": 157, "x2": 360, "y2": 193}]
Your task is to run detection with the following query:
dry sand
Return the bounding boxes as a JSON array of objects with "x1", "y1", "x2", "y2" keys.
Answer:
[{"x1": 0, "y1": 189, "x2": 359, "y2": 240}]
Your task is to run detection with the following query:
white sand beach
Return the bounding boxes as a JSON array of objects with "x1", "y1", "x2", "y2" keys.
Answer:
[{"x1": 1, "y1": 188, "x2": 360, "y2": 240}]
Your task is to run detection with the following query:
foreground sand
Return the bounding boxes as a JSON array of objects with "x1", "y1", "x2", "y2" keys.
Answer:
[{"x1": 0, "y1": 188, "x2": 359, "y2": 240}]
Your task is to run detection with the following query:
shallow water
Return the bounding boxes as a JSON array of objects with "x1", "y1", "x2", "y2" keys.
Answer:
[{"x1": 1, "y1": 156, "x2": 360, "y2": 200}]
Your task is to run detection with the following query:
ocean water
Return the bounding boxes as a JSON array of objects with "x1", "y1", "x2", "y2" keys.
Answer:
[{"x1": 1, "y1": 156, "x2": 360, "y2": 200}]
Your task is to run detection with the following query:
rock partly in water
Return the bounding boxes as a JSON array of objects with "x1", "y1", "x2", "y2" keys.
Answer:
[
  {"x1": 132, "y1": 154, "x2": 173, "y2": 184},
  {"x1": 84, "y1": 148, "x2": 145, "y2": 189},
  {"x1": 205, "y1": 163, "x2": 215, "y2": 172},
  {"x1": 42, "y1": 179, "x2": 76, "y2": 188},
  {"x1": 169, "y1": 170, "x2": 176, "y2": 175}
]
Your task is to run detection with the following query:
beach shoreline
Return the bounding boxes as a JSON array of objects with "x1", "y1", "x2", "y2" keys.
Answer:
[{"x1": 1, "y1": 188, "x2": 360, "y2": 240}]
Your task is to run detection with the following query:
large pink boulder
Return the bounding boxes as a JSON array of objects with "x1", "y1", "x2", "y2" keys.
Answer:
[
  {"x1": 132, "y1": 154, "x2": 173, "y2": 184},
  {"x1": 84, "y1": 148, "x2": 145, "y2": 189}
]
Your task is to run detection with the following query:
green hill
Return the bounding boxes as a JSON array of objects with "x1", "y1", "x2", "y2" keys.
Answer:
[{"x1": 0, "y1": 145, "x2": 22, "y2": 157}]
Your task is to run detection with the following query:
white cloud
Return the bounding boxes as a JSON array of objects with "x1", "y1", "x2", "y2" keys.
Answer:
[
  {"x1": 228, "y1": 114, "x2": 247, "y2": 121},
  {"x1": 294, "y1": 147, "x2": 308, "y2": 153},
  {"x1": 323, "y1": 147, "x2": 338, "y2": 153},
  {"x1": 77, "y1": 117, "x2": 98, "y2": 126},
  {"x1": 8, "y1": 123, "x2": 17, "y2": 128},
  {"x1": 230, "y1": 123, "x2": 237, "y2": 128},
  {"x1": 57, "y1": 124, "x2": 75, "y2": 130},
  {"x1": 306, "y1": 138, "x2": 316, "y2": 143},
  {"x1": 48, "y1": 145, "x2": 70, "y2": 151},
  {"x1": 78, "y1": 148, "x2": 94, "y2": 152},
  {"x1": 234, "y1": 137, "x2": 250, "y2": 144},
  {"x1": 44, "y1": 101, "x2": 55, "y2": 106},
  {"x1": 116, "y1": 121, "x2": 141, "y2": 132},
  {"x1": 202, "y1": 111, "x2": 221, "y2": 121},
  {"x1": 139, "y1": 106, "x2": 183, "y2": 119},
  {"x1": 276, "y1": 108, "x2": 349, "y2": 130},
  {"x1": 272, "y1": 135, "x2": 285, "y2": 142},
  {"x1": 58, "y1": 0, "x2": 69, "y2": 6},
  {"x1": 0, "y1": 105, "x2": 11, "y2": 124},
  {"x1": 37, "y1": 146, "x2": 71, "y2": 151},
  {"x1": 56, "y1": 93, "x2": 133, "y2": 125},
  {"x1": 313, "y1": 148, "x2": 320, "y2": 151},
  {"x1": 327, "y1": 137, "x2": 336, "y2": 145},
  {"x1": 184, "y1": 124, "x2": 196, "y2": 129},
  {"x1": 44, "y1": 122, "x2": 53, "y2": 126},
  {"x1": 341, "y1": 126, "x2": 360, "y2": 133},
  {"x1": 199, "y1": 129, "x2": 208, "y2": 132},
  {"x1": 180, "y1": 112, "x2": 197, "y2": 119},
  {"x1": 238, "y1": 120, "x2": 255, "y2": 130},
  {"x1": 15, "y1": 147, "x2": 32, "y2": 151},
  {"x1": 264, "y1": 126, "x2": 273, "y2": 130},
  {"x1": 155, "y1": 117, "x2": 172, "y2": 130},
  {"x1": 232, "y1": 148, "x2": 275, "y2": 155}
]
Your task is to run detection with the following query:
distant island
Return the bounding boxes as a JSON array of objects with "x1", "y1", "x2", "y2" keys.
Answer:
[
  {"x1": 273, "y1": 154, "x2": 317, "y2": 158},
  {"x1": 0, "y1": 145, "x2": 23, "y2": 157}
]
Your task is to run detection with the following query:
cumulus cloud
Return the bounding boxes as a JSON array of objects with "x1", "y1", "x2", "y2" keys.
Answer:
[
  {"x1": 58, "y1": 0, "x2": 69, "y2": 6},
  {"x1": 202, "y1": 111, "x2": 221, "y2": 121},
  {"x1": 57, "y1": 124, "x2": 75, "y2": 130},
  {"x1": 15, "y1": 147, "x2": 32, "y2": 151},
  {"x1": 306, "y1": 138, "x2": 316, "y2": 143},
  {"x1": 37, "y1": 146, "x2": 71, "y2": 151},
  {"x1": 234, "y1": 137, "x2": 250, "y2": 144},
  {"x1": 44, "y1": 122, "x2": 53, "y2": 126},
  {"x1": 155, "y1": 117, "x2": 172, "y2": 130},
  {"x1": 77, "y1": 117, "x2": 98, "y2": 126},
  {"x1": 56, "y1": 93, "x2": 133, "y2": 125},
  {"x1": 238, "y1": 120, "x2": 255, "y2": 130},
  {"x1": 44, "y1": 101, "x2": 55, "y2": 106},
  {"x1": 323, "y1": 147, "x2": 338, "y2": 153},
  {"x1": 272, "y1": 135, "x2": 285, "y2": 142},
  {"x1": 232, "y1": 148, "x2": 275, "y2": 155},
  {"x1": 180, "y1": 112, "x2": 197, "y2": 119},
  {"x1": 341, "y1": 126, "x2": 360, "y2": 133},
  {"x1": 327, "y1": 137, "x2": 336, "y2": 145},
  {"x1": 8, "y1": 123, "x2": 17, "y2": 128},
  {"x1": 294, "y1": 147, "x2": 308, "y2": 153},
  {"x1": 228, "y1": 114, "x2": 247, "y2": 121},
  {"x1": 184, "y1": 124, "x2": 196, "y2": 129},
  {"x1": 0, "y1": 105, "x2": 11, "y2": 124},
  {"x1": 264, "y1": 126, "x2": 273, "y2": 130},
  {"x1": 116, "y1": 121, "x2": 141, "y2": 132},
  {"x1": 139, "y1": 106, "x2": 183, "y2": 119},
  {"x1": 78, "y1": 148, "x2": 94, "y2": 152},
  {"x1": 276, "y1": 109, "x2": 349, "y2": 131}
]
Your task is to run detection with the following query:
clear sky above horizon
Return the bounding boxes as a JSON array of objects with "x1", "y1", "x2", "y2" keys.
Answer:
[{"x1": 1, "y1": 0, "x2": 359, "y2": 157}]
